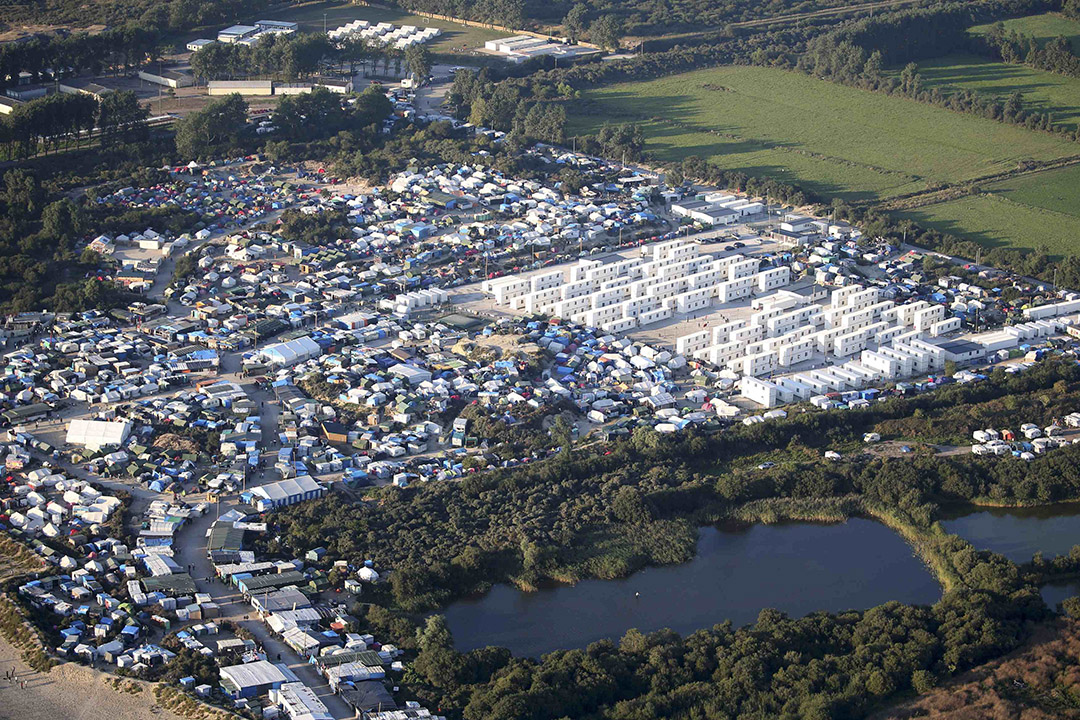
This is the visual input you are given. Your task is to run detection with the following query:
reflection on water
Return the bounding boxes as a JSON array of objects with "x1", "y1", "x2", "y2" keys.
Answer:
[
  {"x1": 443, "y1": 518, "x2": 941, "y2": 657},
  {"x1": 940, "y1": 503, "x2": 1080, "y2": 563}
]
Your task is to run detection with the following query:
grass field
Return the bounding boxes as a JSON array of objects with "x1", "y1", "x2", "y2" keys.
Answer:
[
  {"x1": 895, "y1": 191, "x2": 1080, "y2": 257},
  {"x1": 906, "y1": 53, "x2": 1080, "y2": 130},
  {"x1": 971, "y1": 12, "x2": 1080, "y2": 54},
  {"x1": 984, "y1": 164, "x2": 1080, "y2": 219},
  {"x1": 570, "y1": 65, "x2": 1080, "y2": 203}
]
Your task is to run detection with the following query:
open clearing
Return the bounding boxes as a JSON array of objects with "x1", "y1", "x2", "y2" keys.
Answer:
[
  {"x1": 971, "y1": 12, "x2": 1080, "y2": 54},
  {"x1": 895, "y1": 191, "x2": 1080, "y2": 257},
  {"x1": 570, "y1": 65, "x2": 1079, "y2": 204},
  {"x1": 907, "y1": 53, "x2": 1080, "y2": 130}
]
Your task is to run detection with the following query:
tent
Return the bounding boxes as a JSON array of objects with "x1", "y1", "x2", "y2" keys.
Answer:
[
  {"x1": 66, "y1": 419, "x2": 132, "y2": 451},
  {"x1": 260, "y1": 336, "x2": 321, "y2": 367}
]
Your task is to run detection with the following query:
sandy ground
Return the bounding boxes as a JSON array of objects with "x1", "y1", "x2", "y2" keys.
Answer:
[{"x1": 0, "y1": 635, "x2": 187, "y2": 720}]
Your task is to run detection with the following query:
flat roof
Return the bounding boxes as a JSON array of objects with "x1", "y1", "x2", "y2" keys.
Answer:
[
  {"x1": 141, "y1": 573, "x2": 197, "y2": 595},
  {"x1": 220, "y1": 660, "x2": 298, "y2": 691},
  {"x1": 936, "y1": 339, "x2": 983, "y2": 353}
]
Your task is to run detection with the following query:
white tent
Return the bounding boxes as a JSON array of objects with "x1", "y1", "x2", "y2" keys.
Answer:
[
  {"x1": 66, "y1": 419, "x2": 132, "y2": 451},
  {"x1": 260, "y1": 336, "x2": 321, "y2": 366}
]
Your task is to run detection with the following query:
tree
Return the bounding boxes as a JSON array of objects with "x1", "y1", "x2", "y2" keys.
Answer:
[
  {"x1": 864, "y1": 50, "x2": 883, "y2": 80},
  {"x1": 590, "y1": 15, "x2": 623, "y2": 52},
  {"x1": 40, "y1": 198, "x2": 86, "y2": 256},
  {"x1": 1062, "y1": 595, "x2": 1080, "y2": 619},
  {"x1": 174, "y1": 93, "x2": 248, "y2": 159},
  {"x1": 405, "y1": 44, "x2": 431, "y2": 84},
  {"x1": 97, "y1": 91, "x2": 149, "y2": 146},
  {"x1": 2, "y1": 169, "x2": 43, "y2": 218},
  {"x1": 563, "y1": 4, "x2": 589, "y2": 44}
]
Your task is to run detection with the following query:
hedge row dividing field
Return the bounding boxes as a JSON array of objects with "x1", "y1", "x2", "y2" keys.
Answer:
[
  {"x1": 570, "y1": 65, "x2": 1079, "y2": 204},
  {"x1": 570, "y1": 63, "x2": 1080, "y2": 255},
  {"x1": 910, "y1": 53, "x2": 1080, "y2": 131}
]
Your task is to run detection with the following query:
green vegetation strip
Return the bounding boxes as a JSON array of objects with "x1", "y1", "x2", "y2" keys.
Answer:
[
  {"x1": 971, "y1": 12, "x2": 1080, "y2": 55},
  {"x1": 571, "y1": 65, "x2": 1079, "y2": 203},
  {"x1": 908, "y1": 53, "x2": 1080, "y2": 131}
]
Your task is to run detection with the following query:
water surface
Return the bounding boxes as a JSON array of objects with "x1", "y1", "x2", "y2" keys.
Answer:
[
  {"x1": 443, "y1": 518, "x2": 941, "y2": 657},
  {"x1": 940, "y1": 503, "x2": 1080, "y2": 563}
]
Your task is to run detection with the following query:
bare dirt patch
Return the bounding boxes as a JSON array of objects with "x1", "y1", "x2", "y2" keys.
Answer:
[
  {"x1": 0, "y1": 635, "x2": 190, "y2": 720},
  {"x1": 874, "y1": 618, "x2": 1080, "y2": 720}
]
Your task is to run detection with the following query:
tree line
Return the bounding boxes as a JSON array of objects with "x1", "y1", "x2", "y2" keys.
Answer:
[
  {"x1": 189, "y1": 33, "x2": 334, "y2": 83},
  {"x1": 397, "y1": 0, "x2": 527, "y2": 30},
  {"x1": 980, "y1": 23, "x2": 1080, "y2": 78},
  {"x1": 799, "y1": 37, "x2": 1071, "y2": 138},
  {"x1": 0, "y1": 0, "x2": 262, "y2": 39},
  {"x1": 0, "y1": 26, "x2": 165, "y2": 90},
  {"x1": 392, "y1": 0, "x2": 894, "y2": 37},
  {"x1": 0, "y1": 90, "x2": 148, "y2": 160}
]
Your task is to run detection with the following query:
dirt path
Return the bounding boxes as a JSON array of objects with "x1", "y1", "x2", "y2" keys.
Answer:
[{"x1": 0, "y1": 635, "x2": 187, "y2": 720}]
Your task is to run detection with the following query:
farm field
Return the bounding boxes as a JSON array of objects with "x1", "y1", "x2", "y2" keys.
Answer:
[
  {"x1": 970, "y1": 12, "x2": 1080, "y2": 54},
  {"x1": 895, "y1": 192, "x2": 1080, "y2": 257},
  {"x1": 907, "y1": 54, "x2": 1080, "y2": 130},
  {"x1": 570, "y1": 65, "x2": 1080, "y2": 204},
  {"x1": 983, "y1": 164, "x2": 1080, "y2": 220}
]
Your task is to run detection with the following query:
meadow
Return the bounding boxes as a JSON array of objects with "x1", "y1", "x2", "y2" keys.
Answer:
[
  {"x1": 571, "y1": 65, "x2": 1080, "y2": 203},
  {"x1": 970, "y1": 12, "x2": 1080, "y2": 54},
  {"x1": 905, "y1": 53, "x2": 1080, "y2": 130},
  {"x1": 984, "y1": 163, "x2": 1080, "y2": 219},
  {"x1": 895, "y1": 191, "x2": 1080, "y2": 257}
]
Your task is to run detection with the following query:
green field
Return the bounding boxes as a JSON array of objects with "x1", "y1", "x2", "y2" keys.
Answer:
[
  {"x1": 984, "y1": 163, "x2": 1080, "y2": 219},
  {"x1": 971, "y1": 12, "x2": 1080, "y2": 54},
  {"x1": 896, "y1": 189, "x2": 1080, "y2": 257},
  {"x1": 905, "y1": 54, "x2": 1080, "y2": 130},
  {"x1": 571, "y1": 65, "x2": 1080, "y2": 203}
]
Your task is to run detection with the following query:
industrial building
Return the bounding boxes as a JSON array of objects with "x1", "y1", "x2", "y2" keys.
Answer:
[
  {"x1": 249, "y1": 475, "x2": 324, "y2": 512},
  {"x1": 137, "y1": 68, "x2": 194, "y2": 89},
  {"x1": 217, "y1": 25, "x2": 260, "y2": 43},
  {"x1": 219, "y1": 660, "x2": 299, "y2": 698},
  {"x1": 483, "y1": 35, "x2": 596, "y2": 62},
  {"x1": 259, "y1": 336, "x2": 322, "y2": 366},
  {"x1": 207, "y1": 80, "x2": 274, "y2": 96}
]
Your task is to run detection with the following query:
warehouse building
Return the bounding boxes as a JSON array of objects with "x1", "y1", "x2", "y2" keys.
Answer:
[
  {"x1": 220, "y1": 660, "x2": 299, "y2": 698},
  {"x1": 250, "y1": 475, "x2": 324, "y2": 512},
  {"x1": 208, "y1": 80, "x2": 274, "y2": 96}
]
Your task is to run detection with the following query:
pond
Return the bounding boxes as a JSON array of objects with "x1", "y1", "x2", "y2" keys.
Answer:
[
  {"x1": 939, "y1": 503, "x2": 1080, "y2": 563},
  {"x1": 442, "y1": 518, "x2": 942, "y2": 657},
  {"x1": 1041, "y1": 581, "x2": 1080, "y2": 611}
]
